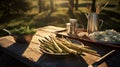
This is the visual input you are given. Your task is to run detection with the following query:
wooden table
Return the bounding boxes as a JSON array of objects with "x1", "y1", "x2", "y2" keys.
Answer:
[{"x1": 0, "y1": 26, "x2": 111, "y2": 67}]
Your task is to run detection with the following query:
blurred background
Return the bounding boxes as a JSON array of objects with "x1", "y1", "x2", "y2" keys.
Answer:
[{"x1": 0, "y1": 0, "x2": 120, "y2": 36}]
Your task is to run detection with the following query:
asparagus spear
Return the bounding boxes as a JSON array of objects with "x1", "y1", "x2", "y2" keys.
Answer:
[
  {"x1": 42, "y1": 39, "x2": 62, "y2": 53},
  {"x1": 58, "y1": 38, "x2": 100, "y2": 56},
  {"x1": 39, "y1": 45, "x2": 54, "y2": 53},
  {"x1": 52, "y1": 36, "x2": 83, "y2": 55},
  {"x1": 43, "y1": 47, "x2": 54, "y2": 53},
  {"x1": 49, "y1": 36, "x2": 63, "y2": 53},
  {"x1": 39, "y1": 39, "x2": 58, "y2": 53}
]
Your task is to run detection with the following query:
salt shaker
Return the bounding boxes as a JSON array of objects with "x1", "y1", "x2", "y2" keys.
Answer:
[{"x1": 66, "y1": 23, "x2": 72, "y2": 35}]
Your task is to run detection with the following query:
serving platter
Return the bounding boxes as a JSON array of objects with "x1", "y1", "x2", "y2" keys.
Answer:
[
  {"x1": 88, "y1": 29, "x2": 120, "y2": 46},
  {"x1": 88, "y1": 37, "x2": 120, "y2": 45},
  {"x1": 38, "y1": 35, "x2": 99, "y2": 56}
]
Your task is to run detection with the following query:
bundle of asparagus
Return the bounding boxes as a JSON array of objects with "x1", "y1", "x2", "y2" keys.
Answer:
[{"x1": 39, "y1": 36, "x2": 100, "y2": 56}]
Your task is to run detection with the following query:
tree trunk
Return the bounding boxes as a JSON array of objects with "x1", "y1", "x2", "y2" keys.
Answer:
[
  {"x1": 75, "y1": 0, "x2": 78, "y2": 10},
  {"x1": 38, "y1": 0, "x2": 42, "y2": 13},
  {"x1": 68, "y1": 0, "x2": 74, "y2": 13},
  {"x1": 69, "y1": 0, "x2": 74, "y2": 10},
  {"x1": 50, "y1": 0, "x2": 54, "y2": 12},
  {"x1": 91, "y1": 0, "x2": 96, "y2": 12},
  {"x1": 118, "y1": 1, "x2": 120, "y2": 10}
]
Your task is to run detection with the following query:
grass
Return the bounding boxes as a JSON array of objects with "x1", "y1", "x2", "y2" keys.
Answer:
[{"x1": 30, "y1": 9, "x2": 70, "y2": 27}]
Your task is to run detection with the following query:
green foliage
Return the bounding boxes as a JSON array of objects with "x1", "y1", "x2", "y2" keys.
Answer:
[{"x1": 10, "y1": 26, "x2": 36, "y2": 35}]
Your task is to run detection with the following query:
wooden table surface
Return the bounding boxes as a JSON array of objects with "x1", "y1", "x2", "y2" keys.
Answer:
[{"x1": 0, "y1": 26, "x2": 109, "y2": 67}]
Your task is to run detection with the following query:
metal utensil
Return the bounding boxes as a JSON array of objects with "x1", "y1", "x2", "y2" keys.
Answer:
[{"x1": 87, "y1": 13, "x2": 103, "y2": 33}]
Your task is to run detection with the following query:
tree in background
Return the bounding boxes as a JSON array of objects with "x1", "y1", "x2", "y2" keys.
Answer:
[
  {"x1": 38, "y1": 0, "x2": 46, "y2": 13},
  {"x1": 50, "y1": 0, "x2": 54, "y2": 12},
  {"x1": 69, "y1": 0, "x2": 74, "y2": 11},
  {"x1": 75, "y1": 0, "x2": 78, "y2": 10},
  {"x1": 0, "y1": 0, "x2": 10, "y2": 17},
  {"x1": 38, "y1": 0, "x2": 54, "y2": 13},
  {"x1": 68, "y1": 0, "x2": 79, "y2": 12},
  {"x1": 0, "y1": 0, "x2": 30, "y2": 18},
  {"x1": 38, "y1": 0, "x2": 42, "y2": 13}
]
